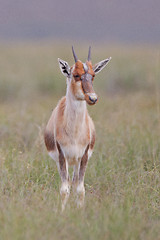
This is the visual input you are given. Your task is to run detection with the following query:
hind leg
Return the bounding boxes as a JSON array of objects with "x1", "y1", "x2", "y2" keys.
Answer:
[
  {"x1": 76, "y1": 145, "x2": 90, "y2": 208},
  {"x1": 72, "y1": 161, "x2": 80, "y2": 191}
]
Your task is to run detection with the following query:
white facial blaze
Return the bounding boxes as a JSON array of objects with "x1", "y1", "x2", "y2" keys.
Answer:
[{"x1": 83, "y1": 63, "x2": 88, "y2": 73}]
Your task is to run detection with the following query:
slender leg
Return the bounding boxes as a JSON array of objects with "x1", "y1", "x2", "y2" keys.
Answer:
[
  {"x1": 77, "y1": 145, "x2": 89, "y2": 208},
  {"x1": 72, "y1": 161, "x2": 80, "y2": 192},
  {"x1": 57, "y1": 142, "x2": 70, "y2": 211}
]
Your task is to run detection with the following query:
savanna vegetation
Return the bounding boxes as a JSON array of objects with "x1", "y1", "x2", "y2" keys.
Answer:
[{"x1": 0, "y1": 42, "x2": 160, "y2": 239}]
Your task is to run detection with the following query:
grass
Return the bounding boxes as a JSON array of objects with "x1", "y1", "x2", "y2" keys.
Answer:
[{"x1": 0, "y1": 42, "x2": 160, "y2": 239}]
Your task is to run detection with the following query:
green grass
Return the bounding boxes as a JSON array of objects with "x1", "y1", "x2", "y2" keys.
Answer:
[{"x1": 0, "y1": 42, "x2": 160, "y2": 240}]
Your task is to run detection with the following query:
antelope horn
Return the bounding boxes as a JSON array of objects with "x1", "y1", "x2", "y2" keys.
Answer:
[
  {"x1": 88, "y1": 46, "x2": 91, "y2": 61},
  {"x1": 72, "y1": 46, "x2": 78, "y2": 62}
]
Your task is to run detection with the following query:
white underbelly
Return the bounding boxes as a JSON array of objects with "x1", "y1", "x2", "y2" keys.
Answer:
[
  {"x1": 48, "y1": 143, "x2": 92, "y2": 166},
  {"x1": 62, "y1": 144, "x2": 86, "y2": 161}
]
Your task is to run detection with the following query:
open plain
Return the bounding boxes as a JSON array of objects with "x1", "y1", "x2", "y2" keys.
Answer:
[{"x1": 0, "y1": 43, "x2": 160, "y2": 239}]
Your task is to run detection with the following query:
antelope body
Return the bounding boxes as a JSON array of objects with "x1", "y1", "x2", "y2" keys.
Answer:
[{"x1": 44, "y1": 47, "x2": 111, "y2": 211}]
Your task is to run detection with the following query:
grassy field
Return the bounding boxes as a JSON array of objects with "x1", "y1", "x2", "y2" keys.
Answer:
[{"x1": 0, "y1": 42, "x2": 160, "y2": 240}]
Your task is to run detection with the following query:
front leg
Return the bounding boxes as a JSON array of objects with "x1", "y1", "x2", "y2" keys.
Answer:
[
  {"x1": 57, "y1": 142, "x2": 70, "y2": 211},
  {"x1": 77, "y1": 145, "x2": 89, "y2": 208},
  {"x1": 72, "y1": 160, "x2": 80, "y2": 192}
]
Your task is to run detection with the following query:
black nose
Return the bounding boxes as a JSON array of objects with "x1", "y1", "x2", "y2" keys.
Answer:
[{"x1": 89, "y1": 96, "x2": 97, "y2": 103}]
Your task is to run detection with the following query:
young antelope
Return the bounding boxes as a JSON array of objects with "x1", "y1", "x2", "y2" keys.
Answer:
[{"x1": 44, "y1": 46, "x2": 111, "y2": 211}]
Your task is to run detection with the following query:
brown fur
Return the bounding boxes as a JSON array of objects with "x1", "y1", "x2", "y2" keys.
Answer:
[
  {"x1": 72, "y1": 60, "x2": 95, "y2": 80},
  {"x1": 57, "y1": 99, "x2": 91, "y2": 148},
  {"x1": 70, "y1": 80, "x2": 82, "y2": 97},
  {"x1": 44, "y1": 57, "x2": 97, "y2": 210},
  {"x1": 73, "y1": 60, "x2": 85, "y2": 77},
  {"x1": 44, "y1": 130, "x2": 55, "y2": 151},
  {"x1": 86, "y1": 61, "x2": 95, "y2": 77},
  {"x1": 45, "y1": 97, "x2": 95, "y2": 152},
  {"x1": 56, "y1": 141, "x2": 67, "y2": 181},
  {"x1": 44, "y1": 97, "x2": 66, "y2": 151},
  {"x1": 71, "y1": 60, "x2": 97, "y2": 105}
]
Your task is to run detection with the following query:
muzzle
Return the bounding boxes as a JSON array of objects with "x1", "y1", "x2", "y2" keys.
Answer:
[{"x1": 81, "y1": 73, "x2": 98, "y2": 105}]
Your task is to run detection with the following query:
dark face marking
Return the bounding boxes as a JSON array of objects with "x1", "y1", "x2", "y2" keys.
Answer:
[
  {"x1": 81, "y1": 73, "x2": 94, "y2": 94},
  {"x1": 72, "y1": 60, "x2": 97, "y2": 105},
  {"x1": 72, "y1": 61, "x2": 94, "y2": 82}
]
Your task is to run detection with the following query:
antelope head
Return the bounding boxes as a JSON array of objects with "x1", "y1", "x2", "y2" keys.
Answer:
[{"x1": 58, "y1": 47, "x2": 111, "y2": 105}]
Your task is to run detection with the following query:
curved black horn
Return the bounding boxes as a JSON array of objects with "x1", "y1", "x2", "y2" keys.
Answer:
[
  {"x1": 88, "y1": 46, "x2": 91, "y2": 61},
  {"x1": 72, "y1": 46, "x2": 78, "y2": 62}
]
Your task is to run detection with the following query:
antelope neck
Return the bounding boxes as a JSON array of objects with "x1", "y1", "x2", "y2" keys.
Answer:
[{"x1": 65, "y1": 84, "x2": 87, "y2": 130}]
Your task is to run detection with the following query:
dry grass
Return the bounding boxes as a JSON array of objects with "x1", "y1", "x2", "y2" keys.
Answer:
[{"x1": 0, "y1": 42, "x2": 160, "y2": 240}]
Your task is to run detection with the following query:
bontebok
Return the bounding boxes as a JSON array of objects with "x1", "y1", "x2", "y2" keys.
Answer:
[{"x1": 44, "y1": 47, "x2": 111, "y2": 211}]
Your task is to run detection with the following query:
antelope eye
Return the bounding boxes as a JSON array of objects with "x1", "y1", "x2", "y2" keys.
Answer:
[{"x1": 74, "y1": 74, "x2": 80, "y2": 78}]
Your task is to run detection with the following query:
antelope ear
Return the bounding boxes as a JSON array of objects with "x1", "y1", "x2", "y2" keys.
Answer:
[
  {"x1": 93, "y1": 57, "x2": 111, "y2": 74},
  {"x1": 58, "y1": 58, "x2": 71, "y2": 77}
]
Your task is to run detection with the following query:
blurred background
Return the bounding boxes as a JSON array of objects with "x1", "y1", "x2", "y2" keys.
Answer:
[
  {"x1": 0, "y1": 1, "x2": 160, "y2": 239},
  {"x1": 0, "y1": 0, "x2": 160, "y2": 44},
  {"x1": 0, "y1": 0, "x2": 160, "y2": 101}
]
